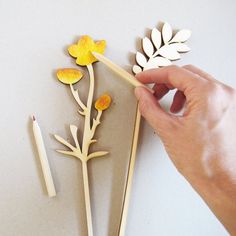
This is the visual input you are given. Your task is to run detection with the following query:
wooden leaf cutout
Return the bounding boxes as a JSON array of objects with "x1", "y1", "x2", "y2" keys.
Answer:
[
  {"x1": 170, "y1": 43, "x2": 190, "y2": 52},
  {"x1": 56, "y1": 150, "x2": 76, "y2": 158},
  {"x1": 54, "y1": 134, "x2": 76, "y2": 151},
  {"x1": 142, "y1": 37, "x2": 154, "y2": 57},
  {"x1": 171, "y1": 29, "x2": 191, "y2": 43},
  {"x1": 87, "y1": 151, "x2": 109, "y2": 160},
  {"x1": 153, "y1": 56, "x2": 172, "y2": 66},
  {"x1": 143, "y1": 60, "x2": 159, "y2": 71},
  {"x1": 132, "y1": 23, "x2": 191, "y2": 72},
  {"x1": 151, "y1": 28, "x2": 162, "y2": 50},
  {"x1": 143, "y1": 57, "x2": 171, "y2": 70},
  {"x1": 159, "y1": 45, "x2": 180, "y2": 60},
  {"x1": 162, "y1": 22, "x2": 172, "y2": 44},
  {"x1": 133, "y1": 65, "x2": 142, "y2": 74},
  {"x1": 136, "y1": 52, "x2": 147, "y2": 67}
]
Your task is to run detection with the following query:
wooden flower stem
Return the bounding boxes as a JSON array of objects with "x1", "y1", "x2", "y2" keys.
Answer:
[
  {"x1": 82, "y1": 160, "x2": 93, "y2": 236},
  {"x1": 81, "y1": 64, "x2": 95, "y2": 236},
  {"x1": 82, "y1": 64, "x2": 95, "y2": 156}
]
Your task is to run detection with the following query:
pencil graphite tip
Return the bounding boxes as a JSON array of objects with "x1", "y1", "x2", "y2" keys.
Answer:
[{"x1": 32, "y1": 115, "x2": 36, "y2": 121}]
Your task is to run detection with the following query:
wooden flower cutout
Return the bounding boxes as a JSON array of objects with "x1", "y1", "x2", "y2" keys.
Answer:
[
  {"x1": 95, "y1": 94, "x2": 112, "y2": 111},
  {"x1": 57, "y1": 68, "x2": 83, "y2": 84},
  {"x1": 68, "y1": 35, "x2": 106, "y2": 66},
  {"x1": 55, "y1": 35, "x2": 110, "y2": 236}
]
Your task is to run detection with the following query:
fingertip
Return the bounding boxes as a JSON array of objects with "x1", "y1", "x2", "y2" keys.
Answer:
[{"x1": 135, "y1": 68, "x2": 159, "y2": 83}]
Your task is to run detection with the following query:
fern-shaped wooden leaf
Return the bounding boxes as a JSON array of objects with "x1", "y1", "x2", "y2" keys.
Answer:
[
  {"x1": 171, "y1": 29, "x2": 191, "y2": 43},
  {"x1": 159, "y1": 45, "x2": 180, "y2": 60},
  {"x1": 151, "y1": 28, "x2": 162, "y2": 50},
  {"x1": 136, "y1": 52, "x2": 147, "y2": 67},
  {"x1": 162, "y1": 22, "x2": 172, "y2": 44},
  {"x1": 142, "y1": 37, "x2": 154, "y2": 57}
]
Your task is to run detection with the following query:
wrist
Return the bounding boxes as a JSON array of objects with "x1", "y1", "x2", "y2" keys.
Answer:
[{"x1": 185, "y1": 167, "x2": 236, "y2": 235}]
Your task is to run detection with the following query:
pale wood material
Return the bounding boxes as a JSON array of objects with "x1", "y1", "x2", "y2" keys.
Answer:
[
  {"x1": 143, "y1": 37, "x2": 154, "y2": 57},
  {"x1": 32, "y1": 117, "x2": 56, "y2": 197},
  {"x1": 132, "y1": 65, "x2": 142, "y2": 74},
  {"x1": 162, "y1": 22, "x2": 172, "y2": 43},
  {"x1": 133, "y1": 22, "x2": 191, "y2": 74},
  {"x1": 92, "y1": 52, "x2": 154, "y2": 93},
  {"x1": 82, "y1": 161, "x2": 93, "y2": 236},
  {"x1": 118, "y1": 108, "x2": 141, "y2": 236},
  {"x1": 136, "y1": 52, "x2": 147, "y2": 67},
  {"x1": 151, "y1": 28, "x2": 162, "y2": 50},
  {"x1": 170, "y1": 29, "x2": 192, "y2": 43}
]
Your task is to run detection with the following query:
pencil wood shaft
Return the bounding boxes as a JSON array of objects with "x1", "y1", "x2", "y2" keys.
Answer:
[{"x1": 33, "y1": 119, "x2": 56, "y2": 197}]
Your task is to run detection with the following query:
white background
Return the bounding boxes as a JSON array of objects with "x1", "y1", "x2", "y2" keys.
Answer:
[{"x1": 0, "y1": 0, "x2": 235, "y2": 235}]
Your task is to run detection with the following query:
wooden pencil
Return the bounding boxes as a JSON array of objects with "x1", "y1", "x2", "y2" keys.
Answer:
[{"x1": 32, "y1": 116, "x2": 56, "y2": 197}]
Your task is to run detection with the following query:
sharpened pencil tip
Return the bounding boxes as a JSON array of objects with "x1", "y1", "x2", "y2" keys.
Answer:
[{"x1": 32, "y1": 115, "x2": 36, "y2": 121}]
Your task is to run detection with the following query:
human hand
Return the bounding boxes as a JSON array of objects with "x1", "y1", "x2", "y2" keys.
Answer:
[{"x1": 134, "y1": 65, "x2": 236, "y2": 235}]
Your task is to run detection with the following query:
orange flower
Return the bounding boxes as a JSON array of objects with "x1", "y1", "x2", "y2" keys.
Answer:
[
  {"x1": 57, "y1": 68, "x2": 83, "y2": 84},
  {"x1": 68, "y1": 35, "x2": 106, "y2": 66},
  {"x1": 95, "y1": 94, "x2": 112, "y2": 111}
]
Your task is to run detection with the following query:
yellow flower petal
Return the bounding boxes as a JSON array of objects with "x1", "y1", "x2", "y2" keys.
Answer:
[
  {"x1": 57, "y1": 68, "x2": 83, "y2": 85},
  {"x1": 68, "y1": 45, "x2": 80, "y2": 58},
  {"x1": 94, "y1": 40, "x2": 106, "y2": 55},
  {"x1": 95, "y1": 94, "x2": 111, "y2": 111},
  {"x1": 68, "y1": 35, "x2": 106, "y2": 66}
]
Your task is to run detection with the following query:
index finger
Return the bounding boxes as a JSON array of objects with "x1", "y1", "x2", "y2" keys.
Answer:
[{"x1": 136, "y1": 65, "x2": 203, "y2": 92}]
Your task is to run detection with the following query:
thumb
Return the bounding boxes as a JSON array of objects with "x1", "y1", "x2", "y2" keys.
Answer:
[{"x1": 135, "y1": 87, "x2": 173, "y2": 131}]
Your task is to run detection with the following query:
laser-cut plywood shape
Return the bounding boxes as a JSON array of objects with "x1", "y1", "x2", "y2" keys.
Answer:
[
  {"x1": 54, "y1": 35, "x2": 110, "y2": 236},
  {"x1": 133, "y1": 22, "x2": 191, "y2": 74}
]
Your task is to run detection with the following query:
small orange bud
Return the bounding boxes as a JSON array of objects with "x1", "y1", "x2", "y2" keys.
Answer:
[{"x1": 95, "y1": 94, "x2": 112, "y2": 111}]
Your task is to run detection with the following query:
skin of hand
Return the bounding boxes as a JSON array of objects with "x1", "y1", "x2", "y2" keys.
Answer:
[{"x1": 134, "y1": 65, "x2": 236, "y2": 235}]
